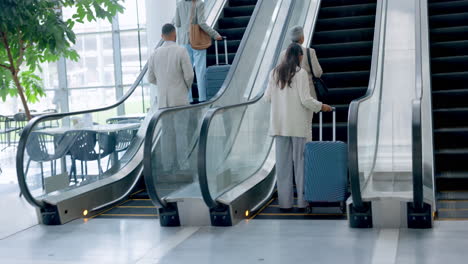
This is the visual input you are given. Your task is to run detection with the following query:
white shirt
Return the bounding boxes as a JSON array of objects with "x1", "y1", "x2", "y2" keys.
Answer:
[{"x1": 265, "y1": 68, "x2": 323, "y2": 141}]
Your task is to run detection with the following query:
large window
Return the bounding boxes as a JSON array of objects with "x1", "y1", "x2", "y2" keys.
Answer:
[{"x1": 1, "y1": 0, "x2": 148, "y2": 115}]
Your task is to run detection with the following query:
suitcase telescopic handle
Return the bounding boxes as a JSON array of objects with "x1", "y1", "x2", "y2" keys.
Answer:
[
  {"x1": 319, "y1": 107, "x2": 336, "y2": 142},
  {"x1": 215, "y1": 37, "x2": 228, "y2": 65}
]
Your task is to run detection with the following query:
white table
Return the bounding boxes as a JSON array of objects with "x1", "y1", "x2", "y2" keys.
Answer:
[
  {"x1": 38, "y1": 123, "x2": 140, "y2": 135},
  {"x1": 31, "y1": 123, "x2": 141, "y2": 191},
  {"x1": 109, "y1": 114, "x2": 146, "y2": 120}
]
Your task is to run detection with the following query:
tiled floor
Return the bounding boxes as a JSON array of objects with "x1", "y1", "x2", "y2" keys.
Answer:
[
  {"x1": 0, "y1": 147, "x2": 38, "y2": 239},
  {"x1": 1, "y1": 217, "x2": 468, "y2": 264}
]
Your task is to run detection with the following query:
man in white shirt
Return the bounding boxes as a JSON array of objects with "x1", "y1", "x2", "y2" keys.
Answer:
[
  {"x1": 147, "y1": 23, "x2": 194, "y2": 109},
  {"x1": 147, "y1": 24, "x2": 193, "y2": 172}
]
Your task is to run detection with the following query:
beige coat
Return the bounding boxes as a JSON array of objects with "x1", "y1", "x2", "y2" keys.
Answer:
[
  {"x1": 147, "y1": 41, "x2": 194, "y2": 109},
  {"x1": 279, "y1": 46, "x2": 323, "y2": 98},
  {"x1": 265, "y1": 68, "x2": 323, "y2": 141},
  {"x1": 175, "y1": 0, "x2": 221, "y2": 45}
]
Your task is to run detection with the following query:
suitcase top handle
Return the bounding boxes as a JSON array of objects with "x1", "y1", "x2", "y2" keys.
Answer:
[{"x1": 319, "y1": 107, "x2": 336, "y2": 142}]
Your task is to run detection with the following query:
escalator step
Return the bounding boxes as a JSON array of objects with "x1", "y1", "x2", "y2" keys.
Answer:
[
  {"x1": 436, "y1": 153, "x2": 468, "y2": 174},
  {"x1": 224, "y1": 5, "x2": 256, "y2": 17},
  {"x1": 438, "y1": 208, "x2": 468, "y2": 219},
  {"x1": 434, "y1": 127, "x2": 468, "y2": 150},
  {"x1": 431, "y1": 71, "x2": 468, "y2": 90},
  {"x1": 316, "y1": 15, "x2": 376, "y2": 31},
  {"x1": 433, "y1": 107, "x2": 468, "y2": 128},
  {"x1": 313, "y1": 28, "x2": 375, "y2": 44},
  {"x1": 430, "y1": 26, "x2": 468, "y2": 42},
  {"x1": 321, "y1": 71, "x2": 371, "y2": 88},
  {"x1": 312, "y1": 104, "x2": 349, "y2": 123},
  {"x1": 228, "y1": 0, "x2": 257, "y2": 7},
  {"x1": 321, "y1": 0, "x2": 376, "y2": 8},
  {"x1": 429, "y1": 12, "x2": 468, "y2": 29},
  {"x1": 438, "y1": 200, "x2": 468, "y2": 209},
  {"x1": 429, "y1": 0, "x2": 468, "y2": 15},
  {"x1": 432, "y1": 88, "x2": 468, "y2": 109},
  {"x1": 431, "y1": 55, "x2": 468, "y2": 73},
  {"x1": 319, "y1": 55, "x2": 372, "y2": 72},
  {"x1": 219, "y1": 16, "x2": 251, "y2": 29},
  {"x1": 218, "y1": 27, "x2": 247, "y2": 40},
  {"x1": 429, "y1": 0, "x2": 468, "y2": 3},
  {"x1": 326, "y1": 87, "x2": 368, "y2": 104},
  {"x1": 431, "y1": 40, "x2": 468, "y2": 57},
  {"x1": 312, "y1": 41, "x2": 373, "y2": 58},
  {"x1": 437, "y1": 190, "x2": 468, "y2": 200},
  {"x1": 319, "y1": 3, "x2": 377, "y2": 19}
]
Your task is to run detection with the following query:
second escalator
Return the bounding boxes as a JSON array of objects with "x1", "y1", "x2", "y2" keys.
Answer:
[
  {"x1": 427, "y1": 0, "x2": 468, "y2": 220},
  {"x1": 252, "y1": 0, "x2": 378, "y2": 220}
]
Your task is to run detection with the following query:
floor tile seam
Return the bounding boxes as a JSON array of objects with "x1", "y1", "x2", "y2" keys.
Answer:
[
  {"x1": 135, "y1": 227, "x2": 201, "y2": 264},
  {"x1": 0, "y1": 223, "x2": 39, "y2": 241}
]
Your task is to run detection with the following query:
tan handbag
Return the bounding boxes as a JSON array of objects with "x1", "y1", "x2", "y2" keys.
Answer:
[{"x1": 189, "y1": 1, "x2": 212, "y2": 50}]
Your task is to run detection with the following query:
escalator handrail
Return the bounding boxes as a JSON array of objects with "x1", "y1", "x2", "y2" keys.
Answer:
[
  {"x1": 143, "y1": 0, "x2": 267, "y2": 209},
  {"x1": 16, "y1": 60, "x2": 153, "y2": 209},
  {"x1": 412, "y1": 0, "x2": 429, "y2": 210},
  {"x1": 347, "y1": 0, "x2": 388, "y2": 211},
  {"x1": 412, "y1": 100, "x2": 424, "y2": 209},
  {"x1": 198, "y1": 0, "x2": 297, "y2": 210},
  {"x1": 16, "y1": 0, "x2": 222, "y2": 210}
]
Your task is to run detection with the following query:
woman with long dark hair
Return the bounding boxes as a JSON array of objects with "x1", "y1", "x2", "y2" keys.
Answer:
[{"x1": 265, "y1": 43, "x2": 332, "y2": 210}]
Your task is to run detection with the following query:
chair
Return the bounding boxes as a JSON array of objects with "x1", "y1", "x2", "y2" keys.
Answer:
[
  {"x1": 13, "y1": 112, "x2": 28, "y2": 135},
  {"x1": 105, "y1": 119, "x2": 139, "y2": 169},
  {"x1": 69, "y1": 131, "x2": 116, "y2": 182},
  {"x1": 0, "y1": 115, "x2": 20, "y2": 150},
  {"x1": 106, "y1": 118, "x2": 139, "y2": 152},
  {"x1": 24, "y1": 132, "x2": 76, "y2": 191}
]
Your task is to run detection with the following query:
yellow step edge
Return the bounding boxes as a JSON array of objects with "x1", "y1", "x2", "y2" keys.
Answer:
[
  {"x1": 439, "y1": 208, "x2": 468, "y2": 211},
  {"x1": 258, "y1": 213, "x2": 345, "y2": 216},
  {"x1": 437, "y1": 218, "x2": 468, "y2": 221},
  {"x1": 101, "y1": 214, "x2": 159, "y2": 217},
  {"x1": 118, "y1": 206, "x2": 158, "y2": 209}
]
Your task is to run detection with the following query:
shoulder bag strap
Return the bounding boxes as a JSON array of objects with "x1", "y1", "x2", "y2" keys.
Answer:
[
  {"x1": 190, "y1": 1, "x2": 196, "y2": 25},
  {"x1": 306, "y1": 48, "x2": 316, "y2": 78}
]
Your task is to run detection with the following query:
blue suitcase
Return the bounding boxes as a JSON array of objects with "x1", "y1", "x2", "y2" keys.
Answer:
[
  {"x1": 304, "y1": 109, "x2": 348, "y2": 212},
  {"x1": 205, "y1": 38, "x2": 231, "y2": 100}
]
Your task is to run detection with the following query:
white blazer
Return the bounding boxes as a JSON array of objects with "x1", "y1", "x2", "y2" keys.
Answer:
[
  {"x1": 265, "y1": 68, "x2": 323, "y2": 141},
  {"x1": 147, "y1": 41, "x2": 194, "y2": 109}
]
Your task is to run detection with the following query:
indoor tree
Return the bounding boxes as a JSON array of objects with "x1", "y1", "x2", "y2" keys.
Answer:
[{"x1": 0, "y1": 0, "x2": 124, "y2": 120}]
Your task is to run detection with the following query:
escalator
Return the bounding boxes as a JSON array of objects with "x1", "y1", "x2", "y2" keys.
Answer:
[
  {"x1": 143, "y1": 0, "x2": 295, "y2": 227},
  {"x1": 90, "y1": 0, "x2": 260, "y2": 220},
  {"x1": 311, "y1": 0, "x2": 376, "y2": 143},
  {"x1": 15, "y1": 0, "x2": 259, "y2": 225},
  {"x1": 428, "y1": 0, "x2": 468, "y2": 220},
  {"x1": 193, "y1": 0, "x2": 384, "y2": 226},
  {"x1": 256, "y1": 0, "x2": 378, "y2": 220}
]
